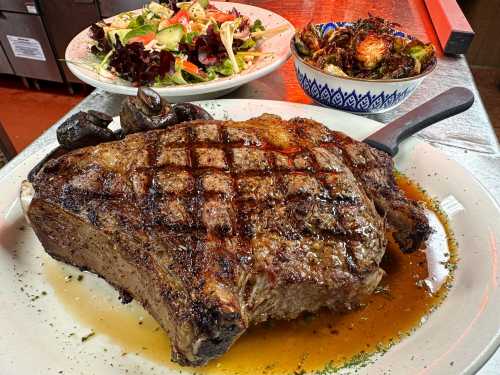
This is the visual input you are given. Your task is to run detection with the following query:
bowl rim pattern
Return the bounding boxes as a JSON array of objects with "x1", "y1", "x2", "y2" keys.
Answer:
[{"x1": 294, "y1": 66, "x2": 417, "y2": 112}]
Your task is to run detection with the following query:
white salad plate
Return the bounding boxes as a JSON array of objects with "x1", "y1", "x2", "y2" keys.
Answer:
[
  {"x1": 0, "y1": 100, "x2": 499, "y2": 375},
  {"x1": 65, "y1": 2, "x2": 295, "y2": 102}
]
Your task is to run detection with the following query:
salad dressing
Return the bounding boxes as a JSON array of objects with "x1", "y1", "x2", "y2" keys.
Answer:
[{"x1": 44, "y1": 175, "x2": 456, "y2": 374}]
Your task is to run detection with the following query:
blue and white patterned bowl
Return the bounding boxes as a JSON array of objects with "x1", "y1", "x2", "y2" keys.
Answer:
[{"x1": 291, "y1": 22, "x2": 436, "y2": 113}]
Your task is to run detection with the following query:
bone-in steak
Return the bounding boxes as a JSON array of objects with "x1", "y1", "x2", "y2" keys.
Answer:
[{"x1": 27, "y1": 114, "x2": 430, "y2": 366}]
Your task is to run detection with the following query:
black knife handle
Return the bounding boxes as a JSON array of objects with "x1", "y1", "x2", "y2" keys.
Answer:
[{"x1": 364, "y1": 87, "x2": 475, "y2": 156}]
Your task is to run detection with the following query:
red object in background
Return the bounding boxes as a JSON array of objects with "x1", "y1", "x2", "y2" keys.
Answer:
[{"x1": 424, "y1": 0, "x2": 474, "y2": 55}]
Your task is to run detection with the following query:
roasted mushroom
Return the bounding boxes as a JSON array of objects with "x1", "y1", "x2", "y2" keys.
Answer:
[
  {"x1": 173, "y1": 102, "x2": 213, "y2": 122},
  {"x1": 120, "y1": 87, "x2": 214, "y2": 134},
  {"x1": 86, "y1": 110, "x2": 113, "y2": 128},
  {"x1": 57, "y1": 111, "x2": 115, "y2": 150},
  {"x1": 120, "y1": 87, "x2": 178, "y2": 135}
]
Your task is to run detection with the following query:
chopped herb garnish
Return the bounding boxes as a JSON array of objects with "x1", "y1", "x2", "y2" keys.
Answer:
[{"x1": 81, "y1": 331, "x2": 95, "y2": 342}]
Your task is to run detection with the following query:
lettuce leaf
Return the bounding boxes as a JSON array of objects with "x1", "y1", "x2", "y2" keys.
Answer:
[
  {"x1": 238, "y1": 38, "x2": 256, "y2": 50},
  {"x1": 207, "y1": 56, "x2": 244, "y2": 76},
  {"x1": 250, "y1": 19, "x2": 265, "y2": 32}
]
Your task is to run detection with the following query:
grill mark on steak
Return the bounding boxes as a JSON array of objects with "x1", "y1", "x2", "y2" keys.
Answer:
[
  {"x1": 220, "y1": 127, "x2": 247, "y2": 267},
  {"x1": 289, "y1": 117, "x2": 430, "y2": 252},
  {"x1": 28, "y1": 114, "x2": 429, "y2": 366}
]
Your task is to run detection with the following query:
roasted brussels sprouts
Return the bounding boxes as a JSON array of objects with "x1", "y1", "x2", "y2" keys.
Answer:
[
  {"x1": 406, "y1": 41, "x2": 435, "y2": 66},
  {"x1": 294, "y1": 16, "x2": 436, "y2": 79},
  {"x1": 294, "y1": 23, "x2": 322, "y2": 57},
  {"x1": 294, "y1": 33, "x2": 312, "y2": 56},
  {"x1": 355, "y1": 34, "x2": 391, "y2": 70}
]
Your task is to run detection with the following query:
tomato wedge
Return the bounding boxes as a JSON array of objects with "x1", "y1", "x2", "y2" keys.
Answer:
[
  {"x1": 206, "y1": 10, "x2": 236, "y2": 24},
  {"x1": 166, "y1": 10, "x2": 190, "y2": 28},
  {"x1": 127, "y1": 31, "x2": 156, "y2": 45}
]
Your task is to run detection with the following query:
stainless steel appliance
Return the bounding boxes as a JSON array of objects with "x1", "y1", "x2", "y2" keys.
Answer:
[
  {"x1": 0, "y1": 1, "x2": 63, "y2": 82},
  {"x1": 0, "y1": 43, "x2": 14, "y2": 74},
  {"x1": 37, "y1": 0, "x2": 101, "y2": 83},
  {"x1": 99, "y1": 0, "x2": 148, "y2": 18},
  {"x1": 0, "y1": 0, "x2": 36, "y2": 13},
  {"x1": 0, "y1": 0, "x2": 162, "y2": 84}
]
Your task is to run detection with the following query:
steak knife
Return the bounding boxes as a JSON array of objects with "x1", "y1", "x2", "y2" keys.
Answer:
[{"x1": 363, "y1": 87, "x2": 475, "y2": 156}]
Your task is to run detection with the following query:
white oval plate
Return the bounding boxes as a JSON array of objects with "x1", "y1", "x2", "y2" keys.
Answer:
[
  {"x1": 0, "y1": 100, "x2": 499, "y2": 375},
  {"x1": 65, "y1": 2, "x2": 295, "y2": 102}
]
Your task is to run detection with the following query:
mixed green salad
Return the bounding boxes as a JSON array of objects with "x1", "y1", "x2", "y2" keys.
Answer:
[{"x1": 87, "y1": 0, "x2": 286, "y2": 86}]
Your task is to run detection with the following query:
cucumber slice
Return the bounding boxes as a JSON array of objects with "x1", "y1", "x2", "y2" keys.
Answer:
[
  {"x1": 182, "y1": 68, "x2": 208, "y2": 82},
  {"x1": 156, "y1": 24, "x2": 184, "y2": 51},
  {"x1": 107, "y1": 29, "x2": 131, "y2": 45},
  {"x1": 171, "y1": 70, "x2": 188, "y2": 85},
  {"x1": 123, "y1": 24, "x2": 156, "y2": 43}
]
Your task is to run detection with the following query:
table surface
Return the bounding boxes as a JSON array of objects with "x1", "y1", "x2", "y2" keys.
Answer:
[{"x1": 1, "y1": 0, "x2": 499, "y2": 373}]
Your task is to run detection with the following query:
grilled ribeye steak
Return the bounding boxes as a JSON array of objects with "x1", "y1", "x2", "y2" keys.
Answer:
[{"x1": 27, "y1": 114, "x2": 430, "y2": 366}]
